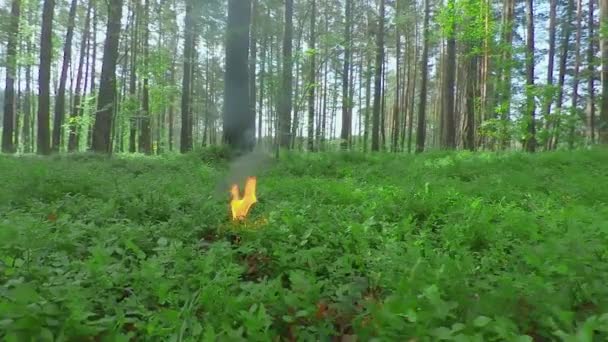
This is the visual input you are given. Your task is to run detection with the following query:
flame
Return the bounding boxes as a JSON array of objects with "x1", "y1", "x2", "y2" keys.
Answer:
[{"x1": 230, "y1": 176, "x2": 258, "y2": 220}]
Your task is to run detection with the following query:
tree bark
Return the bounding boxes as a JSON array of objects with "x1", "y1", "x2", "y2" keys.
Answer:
[
  {"x1": 140, "y1": 0, "x2": 152, "y2": 154},
  {"x1": 278, "y1": 0, "x2": 294, "y2": 149},
  {"x1": 588, "y1": 0, "x2": 596, "y2": 143},
  {"x1": 37, "y1": 0, "x2": 55, "y2": 155},
  {"x1": 416, "y1": 0, "x2": 430, "y2": 153},
  {"x1": 91, "y1": 0, "x2": 123, "y2": 153},
  {"x1": 1, "y1": 0, "x2": 21, "y2": 153},
  {"x1": 442, "y1": 0, "x2": 456, "y2": 149},
  {"x1": 600, "y1": 0, "x2": 608, "y2": 143},
  {"x1": 307, "y1": 0, "x2": 316, "y2": 151},
  {"x1": 340, "y1": 0, "x2": 352, "y2": 150},
  {"x1": 180, "y1": 0, "x2": 195, "y2": 152},
  {"x1": 371, "y1": 0, "x2": 385, "y2": 151},
  {"x1": 524, "y1": 0, "x2": 536, "y2": 152}
]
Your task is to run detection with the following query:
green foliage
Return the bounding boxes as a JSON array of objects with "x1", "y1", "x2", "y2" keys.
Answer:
[{"x1": 1, "y1": 149, "x2": 608, "y2": 340}]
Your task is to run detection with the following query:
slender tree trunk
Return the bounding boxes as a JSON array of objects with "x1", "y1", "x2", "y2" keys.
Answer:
[
  {"x1": 543, "y1": 0, "x2": 557, "y2": 146},
  {"x1": 259, "y1": 37, "x2": 266, "y2": 143},
  {"x1": 371, "y1": 0, "x2": 385, "y2": 151},
  {"x1": 23, "y1": 43, "x2": 32, "y2": 153},
  {"x1": 140, "y1": 0, "x2": 152, "y2": 154},
  {"x1": 601, "y1": 0, "x2": 608, "y2": 143},
  {"x1": 550, "y1": 0, "x2": 574, "y2": 149},
  {"x1": 588, "y1": 0, "x2": 596, "y2": 143},
  {"x1": 567, "y1": 0, "x2": 583, "y2": 149},
  {"x1": 37, "y1": 0, "x2": 55, "y2": 155},
  {"x1": 180, "y1": 0, "x2": 195, "y2": 152},
  {"x1": 249, "y1": 0, "x2": 258, "y2": 144},
  {"x1": 91, "y1": 0, "x2": 123, "y2": 153},
  {"x1": 52, "y1": 0, "x2": 78, "y2": 152},
  {"x1": 416, "y1": 0, "x2": 430, "y2": 153},
  {"x1": 392, "y1": 5, "x2": 401, "y2": 153},
  {"x1": 307, "y1": 0, "x2": 316, "y2": 151},
  {"x1": 278, "y1": 0, "x2": 294, "y2": 148},
  {"x1": 87, "y1": 2, "x2": 98, "y2": 148},
  {"x1": 68, "y1": 0, "x2": 92, "y2": 152},
  {"x1": 524, "y1": 0, "x2": 536, "y2": 152},
  {"x1": 340, "y1": 0, "x2": 352, "y2": 149},
  {"x1": 498, "y1": 0, "x2": 515, "y2": 150},
  {"x1": 1, "y1": 0, "x2": 21, "y2": 153},
  {"x1": 442, "y1": 0, "x2": 456, "y2": 149}
]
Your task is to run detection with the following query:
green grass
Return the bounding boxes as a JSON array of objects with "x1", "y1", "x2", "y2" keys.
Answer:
[{"x1": 1, "y1": 148, "x2": 608, "y2": 341}]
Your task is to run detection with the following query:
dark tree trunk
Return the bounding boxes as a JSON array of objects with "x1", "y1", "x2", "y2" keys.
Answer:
[
  {"x1": 278, "y1": 0, "x2": 294, "y2": 148},
  {"x1": 52, "y1": 0, "x2": 78, "y2": 152},
  {"x1": 416, "y1": 0, "x2": 430, "y2": 153},
  {"x1": 140, "y1": 0, "x2": 152, "y2": 154},
  {"x1": 340, "y1": 0, "x2": 352, "y2": 150},
  {"x1": 37, "y1": 0, "x2": 55, "y2": 155},
  {"x1": 223, "y1": 0, "x2": 253, "y2": 152},
  {"x1": 180, "y1": 0, "x2": 196, "y2": 152},
  {"x1": 524, "y1": 0, "x2": 536, "y2": 152},
  {"x1": 91, "y1": 0, "x2": 123, "y2": 153},
  {"x1": 1, "y1": 0, "x2": 21, "y2": 153},
  {"x1": 371, "y1": 0, "x2": 385, "y2": 151},
  {"x1": 23, "y1": 42, "x2": 32, "y2": 153}
]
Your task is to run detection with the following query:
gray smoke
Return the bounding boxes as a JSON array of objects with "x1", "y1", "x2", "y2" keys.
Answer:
[{"x1": 213, "y1": 147, "x2": 274, "y2": 200}]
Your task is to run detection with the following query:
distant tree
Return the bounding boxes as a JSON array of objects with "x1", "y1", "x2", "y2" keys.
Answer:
[{"x1": 524, "y1": 0, "x2": 536, "y2": 152}]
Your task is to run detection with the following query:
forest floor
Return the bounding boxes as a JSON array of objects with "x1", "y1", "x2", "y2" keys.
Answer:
[{"x1": 1, "y1": 148, "x2": 608, "y2": 341}]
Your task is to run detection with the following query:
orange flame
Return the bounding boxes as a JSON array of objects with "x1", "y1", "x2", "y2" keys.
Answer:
[{"x1": 230, "y1": 176, "x2": 258, "y2": 220}]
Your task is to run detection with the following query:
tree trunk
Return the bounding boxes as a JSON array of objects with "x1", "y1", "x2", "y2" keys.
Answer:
[
  {"x1": 543, "y1": 0, "x2": 557, "y2": 145},
  {"x1": 601, "y1": 0, "x2": 608, "y2": 143},
  {"x1": 23, "y1": 42, "x2": 32, "y2": 153},
  {"x1": 250, "y1": 0, "x2": 258, "y2": 143},
  {"x1": 1, "y1": 0, "x2": 21, "y2": 153},
  {"x1": 588, "y1": 0, "x2": 596, "y2": 143},
  {"x1": 91, "y1": 0, "x2": 123, "y2": 153},
  {"x1": 340, "y1": 0, "x2": 352, "y2": 149},
  {"x1": 140, "y1": 0, "x2": 152, "y2": 154},
  {"x1": 307, "y1": 0, "x2": 316, "y2": 151},
  {"x1": 37, "y1": 0, "x2": 55, "y2": 155},
  {"x1": 498, "y1": 0, "x2": 515, "y2": 150},
  {"x1": 416, "y1": 0, "x2": 430, "y2": 153},
  {"x1": 391, "y1": 2, "x2": 401, "y2": 153},
  {"x1": 52, "y1": 0, "x2": 78, "y2": 152},
  {"x1": 223, "y1": 0, "x2": 253, "y2": 152},
  {"x1": 524, "y1": 0, "x2": 536, "y2": 152},
  {"x1": 68, "y1": 0, "x2": 92, "y2": 152},
  {"x1": 180, "y1": 0, "x2": 195, "y2": 152},
  {"x1": 442, "y1": 0, "x2": 456, "y2": 149},
  {"x1": 371, "y1": 0, "x2": 385, "y2": 151},
  {"x1": 278, "y1": 0, "x2": 294, "y2": 149},
  {"x1": 567, "y1": 0, "x2": 583, "y2": 149},
  {"x1": 549, "y1": 0, "x2": 574, "y2": 149}
]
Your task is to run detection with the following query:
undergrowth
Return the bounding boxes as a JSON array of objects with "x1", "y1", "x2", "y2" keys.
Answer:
[{"x1": 1, "y1": 148, "x2": 608, "y2": 341}]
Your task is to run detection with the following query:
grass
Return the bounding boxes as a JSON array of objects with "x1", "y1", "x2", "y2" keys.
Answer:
[{"x1": 1, "y1": 148, "x2": 608, "y2": 341}]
